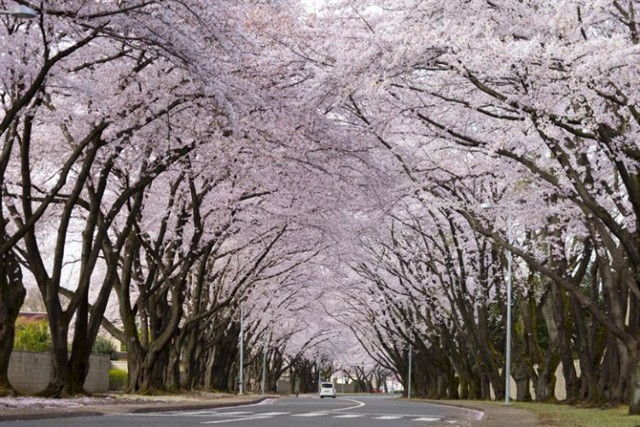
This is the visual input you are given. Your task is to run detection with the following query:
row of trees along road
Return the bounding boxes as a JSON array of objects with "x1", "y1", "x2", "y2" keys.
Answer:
[
  {"x1": 313, "y1": 0, "x2": 640, "y2": 415},
  {"x1": 2, "y1": 0, "x2": 640, "y2": 418},
  {"x1": 0, "y1": 1, "x2": 379, "y2": 397}
]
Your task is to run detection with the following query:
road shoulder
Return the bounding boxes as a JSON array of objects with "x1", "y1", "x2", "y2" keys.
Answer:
[
  {"x1": 0, "y1": 394, "x2": 273, "y2": 422},
  {"x1": 425, "y1": 399, "x2": 539, "y2": 427}
]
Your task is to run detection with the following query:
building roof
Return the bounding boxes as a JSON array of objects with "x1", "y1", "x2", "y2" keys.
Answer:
[{"x1": 18, "y1": 312, "x2": 48, "y2": 322}]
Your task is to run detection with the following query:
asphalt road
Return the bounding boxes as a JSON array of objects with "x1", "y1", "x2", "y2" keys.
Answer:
[{"x1": 0, "y1": 395, "x2": 482, "y2": 427}]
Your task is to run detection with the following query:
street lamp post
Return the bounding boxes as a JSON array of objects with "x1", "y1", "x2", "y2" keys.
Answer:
[
  {"x1": 0, "y1": 5, "x2": 37, "y2": 18},
  {"x1": 504, "y1": 213, "x2": 513, "y2": 405},
  {"x1": 239, "y1": 303, "x2": 244, "y2": 395},
  {"x1": 481, "y1": 204, "x2": 513, "y2": 405},
  {"x1": 261, "y1": 349, "x2": 266, "y2": 395},
  {"x1": 407, "y1": 332, "x2": 413, "y2": 400}
]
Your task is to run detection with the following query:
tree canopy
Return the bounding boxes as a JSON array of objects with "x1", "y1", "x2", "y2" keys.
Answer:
[{"x1": 1, "y1": 0, "x2": 640, "y2": 415}]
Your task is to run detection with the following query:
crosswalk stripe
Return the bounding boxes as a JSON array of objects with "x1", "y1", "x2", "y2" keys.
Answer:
[
  {"x1": 413, "y1": 417, "x2": 442, "y2": 422},
  {"x1": 258, "y1": 412, "x2": 290, "y2": 416},
  {"x1": 374, "y1": 415, "x2": 402, "y2": 420},
  {"x1": 334, "y1": 414, "x2": 366, "y2": 418}
]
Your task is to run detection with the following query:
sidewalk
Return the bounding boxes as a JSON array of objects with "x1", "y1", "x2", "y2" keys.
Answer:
[{"x1": 0, "y1": 393, "x2": 271, "y2": 422}]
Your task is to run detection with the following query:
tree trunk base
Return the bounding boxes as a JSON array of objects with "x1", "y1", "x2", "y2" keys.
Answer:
[
  {"x1": 0, "y1": 385, "x2": 21, "y2": 397},
  {"x1": 629, "y1": 352, "x2": 640, "y2": 415}
]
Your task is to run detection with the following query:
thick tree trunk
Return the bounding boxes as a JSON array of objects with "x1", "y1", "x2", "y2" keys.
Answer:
[
  {"x1": 0, "y1": 247, "x2": 25, "y2": 396},
  {"x1": 0, "y1": 320, "x2": 18, "y2": 396},
  {"x1": 68, "y1": 350, "x2": 90, "y2": 395},
  {"x1": 458, "y1": 376, "x2": 470, "y2": 399},
  {"x1": 166, "y1": 342, "x2": 182, "y2": 391},
  {"x1": 570, "y1": 294, "x2": 605, "y2": 403},
  {"x1": 127, "y1": 346, "x2": 166, "y2": 394},
  {"x1": 479, "y1": 370, "x2": 492, "y2": 400},
  {"x1": 204, "y1": 347, "x2": 217, "y2": 390},
  {"x1": 181, "y1": 330, "x2": 199, "y2": 390},
  {"x1": 39, "y1": 319, "x2": 71, "y2": 397},
  {"x1": 27, "y1": 292, "x2": 71, "y2": 395},
  {"x1": 535, "y1": 372, "x2": 556, "y2": 401},
  {"x1": 612, "y1": 332, "x2": 632, "y2": 403},
  {"x1": 67, "y1": 295, "x2": 90, "y2": 396},
  {"x1": 629, "y1": 345, "x2": 640, "y2": 415},
  {"x1": 468, "y1": 369, "x2": 482, "y2": 399},
  {"x1": 127, "y1": 345, "x2": 167, "y2": 394},
  {"x1": 153, "y1": 346, "x2": 170, "y2": 390},
  {"x1": 514, "y1": 361, "x2": 532, "y2": 402},
  {"x1": 210, "y1": 342, "x2": 238, "y2": 392},
  {"x1": 447, "y1": 373, "x2": 459, "y2": 399},
  {"x1": 550, "y1": 282, "x2": 579, "y2": 402},
  {"x1": 533, "y1": 353, "x2": 557, "y2": 402},
  {"x1": 124, "y1": 339, "x2": 146, "y2": 393}
]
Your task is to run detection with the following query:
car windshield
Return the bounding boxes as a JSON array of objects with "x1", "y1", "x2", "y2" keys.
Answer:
[{"x1": 321, "y1": 383, "x2": 333, "y2": 388}]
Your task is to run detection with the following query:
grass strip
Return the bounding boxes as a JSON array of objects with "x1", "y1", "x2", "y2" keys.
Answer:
[{"x1": 513, "y1": 402, "x2": 640, "y2": 427}]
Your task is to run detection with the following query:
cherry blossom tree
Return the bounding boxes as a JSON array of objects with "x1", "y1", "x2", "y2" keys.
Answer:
[
  {"x1": 7, "y1": 0, "x2": 639, "y2": 412},
  {"x1": 0, "y1": 0, "x2": 312, "y2": 396},
  {"x1": 306, "y1": 0, "x2": 640, "y2": 412}
]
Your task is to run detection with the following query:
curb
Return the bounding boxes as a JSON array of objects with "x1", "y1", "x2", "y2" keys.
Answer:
[
  {"x1": 421, "y1": 399, "x2": 539, "y2": 427},
  {"x1": 0, "y1": 411, "x2": 104, "y2": 422},
  {"x1": 0, "y1": 396, "x2": 273, "y2": 422}
]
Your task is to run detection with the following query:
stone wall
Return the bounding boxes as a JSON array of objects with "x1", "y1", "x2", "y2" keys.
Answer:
[{"x1": 8, "y1": 351, "x2": 110, "y2": 394}]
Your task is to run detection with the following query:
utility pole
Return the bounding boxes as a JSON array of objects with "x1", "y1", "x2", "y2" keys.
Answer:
[
  {"x1": 239, "y1": 303, "x2": 244, "y2": 395},
  {"x1": 505, "y1": 213, "x2": 513, "y2": 405},
  {"x1": 408, "y1": 340, "x2": 413, "y2": 400},
  {"x1": 261, "y1": 349, "x2": 267, "y2": 395}
]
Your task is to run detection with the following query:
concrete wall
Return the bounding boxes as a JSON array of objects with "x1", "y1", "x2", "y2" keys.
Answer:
[
  {"x1": 8, "y1": 351, "x2": 110, "y2": 394},
  {"x1": 276, "y1": 379, "x2": 292, "y2": 394},
  {"x1": 489, "y1": 360, "x2": 580, "y2": 401}
]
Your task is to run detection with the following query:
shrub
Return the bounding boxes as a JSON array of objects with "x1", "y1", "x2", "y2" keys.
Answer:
[
  {"x1": 92, "y1": 336, "x2": 118, "y2": 360},
  {"x1": 109, "y1": 369, "x2": 128, "y2": 391},
  {"x1": 14, "y1": 319, "x2": 51, "y2": 352}
]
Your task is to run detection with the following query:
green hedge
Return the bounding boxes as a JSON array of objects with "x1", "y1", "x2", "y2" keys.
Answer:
[
  {"x1": 14, "y1": 319, "x2": 51, "y2": 352},
  {"x1": 109, "y1": 369, "x2": 128, "y2": 391},
  {"x1": 92, "y1": 336, "x2": 118, "y2": 360}
]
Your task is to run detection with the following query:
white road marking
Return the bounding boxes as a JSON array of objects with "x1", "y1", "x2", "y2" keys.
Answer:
[
  {"x1": 291, "y1": 397, "x2": 365, "y2": 419},
  {"x1": 125, "y1": 411, "x2": 219, "y2": 417},
  {"x1": 201, "y1": 415, "x2": 271, "y2": 424},
  {"x1": 127, "y1": 399, "x2": 454, "y2": 425},
  {"x1": 292, "y1": 412, "x2": 327, "y2": 417},
  {"x1": 329, "y1": 398, "x2": 366, "y2": 412},
  {"x1": 188, "y1": 411, "x2": 219, "y2": 415},
  {"x1": 214, "y1": 411, "x2": 253, "y2": 416}
]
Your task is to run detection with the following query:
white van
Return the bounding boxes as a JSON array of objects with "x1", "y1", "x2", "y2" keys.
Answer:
[{"x1": 319, "y1": 382, "x2": 336, "y2": 398}]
